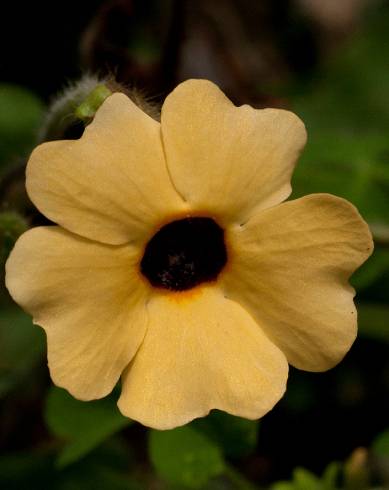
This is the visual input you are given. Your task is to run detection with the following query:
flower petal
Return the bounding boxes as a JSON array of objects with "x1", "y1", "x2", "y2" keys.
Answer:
[
  {"x1": 161, "y1": 79, "x2": 307, "y2": 225},
  {"x1": 118, "y1": 287, "x2": 288, "y2": 430},
  {"x1": 221, "y1": 194, "x2": 373, "y2": 372},
  {"x1": 27, "y1": 93, "x2": 187, "y2": 245},
  {"x1": 5, "y1": 226, "x2": 149, "y2": 399}
]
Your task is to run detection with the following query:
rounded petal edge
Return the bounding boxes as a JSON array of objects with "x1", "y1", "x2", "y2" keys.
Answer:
[
  {"x1": 5, "y1": 225, "x2": 149, "y2": 400},
  {"x1": 26, "y1": 92, "x2": 187, "y2": 245},
  {"x1": 117, "y1": 287, "x2": 288, "y2": 430},
  {"x1": 161, "y1": 78, "x2": 307, "y2": 225},
  {"x1": 222, "y1": 193, "x2": 374, "y2": 373}
]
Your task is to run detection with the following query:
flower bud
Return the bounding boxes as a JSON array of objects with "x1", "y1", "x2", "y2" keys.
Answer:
[
  {"x1": 38, "y1": 75, "x2": 110, "y2": 142},
  {"x1": 39, "y1": 75, "x2": 160, "y2": 143}
]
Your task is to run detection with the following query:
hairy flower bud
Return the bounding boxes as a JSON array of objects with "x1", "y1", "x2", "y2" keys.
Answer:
[{"x1": 39, "y1": 75, "x2": 160, "y2": 143}]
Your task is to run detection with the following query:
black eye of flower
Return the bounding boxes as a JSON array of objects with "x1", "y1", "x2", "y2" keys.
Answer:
[{"x1": 141, "y1": 217, "x2": 228, "y2": 291}]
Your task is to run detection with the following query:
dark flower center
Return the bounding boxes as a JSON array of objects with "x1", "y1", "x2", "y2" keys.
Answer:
[{"x1": 141, "y1": 217, "x2": 227, "y2": 291}]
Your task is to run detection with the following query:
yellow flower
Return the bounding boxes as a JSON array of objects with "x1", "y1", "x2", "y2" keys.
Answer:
[{"x1": 5, "y1": 79, "x2": 373, "y2": 430}]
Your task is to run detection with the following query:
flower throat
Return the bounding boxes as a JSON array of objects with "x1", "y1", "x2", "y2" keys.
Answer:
[{"x1": 141, "y1": 217, "x2": 227, "y2": 291}]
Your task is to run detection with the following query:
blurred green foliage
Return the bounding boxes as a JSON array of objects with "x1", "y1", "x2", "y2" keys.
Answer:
[
  {"x1": 0, "y1": 84, "x2": 44, "y2": 169},
  {"x1": 149, "y1": 426, "x2": 225, "y2": 488},
  {"x1": 45, "y1": 386, "x2": 131, "y2": 468},
  {"x1": 193, "y1": 410, "x2": 259, "y2": 460},
  {"x1": 372, "y1": 428, "x2": 389, "y2": 457},
  {"x1": 290, "y1": 11, "x2": 389, "y2": 298},
  {"x1": 271, "y1": 464, "x2": 341, "y2": 490},
  {"x1": 288, "y1": 7, "x2": 389, "y2": 359},
  {"x1": 357, "y1": 303, "x2": 389, "y2": 344},
  {"x1": 0, "y1": 441, "x2": 143, "y2": 490},
  {"x1": 0, "y1": 307, "x2": 45, "y2": 397}
]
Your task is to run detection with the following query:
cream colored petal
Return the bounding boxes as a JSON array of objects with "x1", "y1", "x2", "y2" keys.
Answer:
[
  {"x1": 5, "y1": 226, "x2": 149, "y2": 399},
  {"x1": 161, "y1": 79, "x2": 307, "y2": 225},
  {"x1": 221, "y1": 194, "x2": 373, "y2": 372},
  {"x1": 27, "y1": 93, "x2": 187, "y2": 246},
  {"x1": 118, "y1": 287, "x2": 288, "y2": 430}
]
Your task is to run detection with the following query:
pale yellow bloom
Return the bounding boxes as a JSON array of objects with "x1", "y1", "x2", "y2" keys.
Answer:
[{"x1": 5, "y1": 79, "x2": 373, "y2": 430}]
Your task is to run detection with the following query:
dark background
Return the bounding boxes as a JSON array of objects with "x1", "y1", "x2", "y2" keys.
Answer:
[{"x1": 0, "y1": 1, "x2": 388, "y2": 488}]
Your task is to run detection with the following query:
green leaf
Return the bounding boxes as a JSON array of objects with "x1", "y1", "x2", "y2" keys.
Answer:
[
  {"x1": 321, "y1": 462, "x2": 341, "y2": 490},
  {"x1": 193, "y1": 410, "x2": 259, "y2": 459},
  {"x1": 149, "y1": 425, "x2": 225, "y2": 488},
  {"x1": 0, "y1": 306, "x2": 45, "y2": 397},
  {"x1": 271, "y1": 483, "x2": 295, "y2": 490},
  {"x1": 0, "y1": 84, "x2": 44, "y2": 167},
  {"x1": 271, "y1": 467, "x2": 326, "y2": 490},
  {"x1": 372, "y1": 428, "x2": 389, "y2": 457},
  {"x1": 45, "y1": 386, "x2": 131, "y2": 468},
  {"x1": 293, "y1": 467, "x2": 321, "y2": 490}
]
